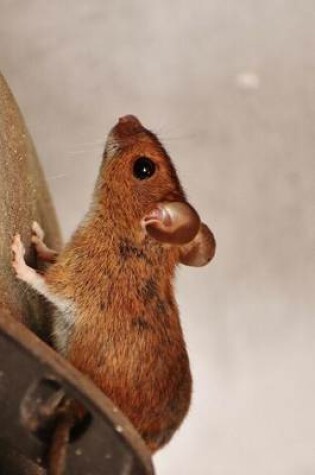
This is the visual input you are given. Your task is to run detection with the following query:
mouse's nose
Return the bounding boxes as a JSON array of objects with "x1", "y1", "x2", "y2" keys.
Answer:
[
  {"x1": 112, "y1": 114, "x2": 144, "y2": 139},
  {"x1": 118, "y1": 115, "x2": 142, "y2": 127}
]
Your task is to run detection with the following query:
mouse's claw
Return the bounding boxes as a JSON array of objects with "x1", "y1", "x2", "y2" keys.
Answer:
[
  {"x1": 11, "y1": 234, "x2": 25, "y2": 259},
  {"x1": 32, "y1": 221, "x2": 45, "y2": 242},
  {"x1": 11, "y1": 234, "x2": 35, "y2": 282},
  {"x1": 31, "y1": 222, "x2": 58, "y2": 263},
  {"x1": 142, "y1": 202, "x2": 200, "y2": 245}
]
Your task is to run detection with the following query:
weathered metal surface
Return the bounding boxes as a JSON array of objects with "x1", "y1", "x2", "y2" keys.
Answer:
[
  {"x1": 0, "y1": 309, "x2": 155, "y2": 475},
  {"x1": 0, "y1": 71, "x2": 62, "y2": 340}
]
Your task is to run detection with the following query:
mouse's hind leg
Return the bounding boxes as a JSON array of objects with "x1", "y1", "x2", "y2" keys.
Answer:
[{"x1": 32, "y1": 221, "x2": 58, "y2": 263}]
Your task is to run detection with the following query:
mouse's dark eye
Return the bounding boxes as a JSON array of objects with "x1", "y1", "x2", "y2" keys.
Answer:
[{"x1": 133, "y1": 156, "x2": 156, "y2": 180}]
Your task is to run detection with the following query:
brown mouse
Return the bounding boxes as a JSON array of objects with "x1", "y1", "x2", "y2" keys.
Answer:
[{"x1": 11, "y1": 115, "x2": 215, "y2": 453}]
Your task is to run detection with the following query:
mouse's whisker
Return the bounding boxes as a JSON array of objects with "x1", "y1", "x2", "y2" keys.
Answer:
[
  {"x1": 162, "y1": 133, "x2": 205, "y2": 142},
  {"x1": 67, "y1": 147, "x2": 103, "y2": 155},
  {"x1": 71, "y1": 139, "x2": 105, "y2": 147},
  {"x1": 66, "y1": 149, "x2": 103, "y2": 162},
  {"x1": 47, "y1": 174, "x2": 69, "y2": 181}
]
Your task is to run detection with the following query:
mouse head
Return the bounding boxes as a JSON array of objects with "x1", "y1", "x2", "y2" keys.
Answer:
[
  {"x1": 97, "y1": 115, "x2": 201, "y2": 245},
  {"x1": 102, "y1": 115, "x2": 185, "y2": 202}
]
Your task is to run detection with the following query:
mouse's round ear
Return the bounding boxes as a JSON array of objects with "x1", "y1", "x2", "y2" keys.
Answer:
[
  {"x1": 142, "y1": 202, "x2": 201, "y2": 245},
  {"x1": 179, "y1": 223, "x2": 216, "y2": 267}
]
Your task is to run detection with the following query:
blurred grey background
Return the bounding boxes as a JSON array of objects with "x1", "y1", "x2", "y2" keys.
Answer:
[{"x1": 1, "y1": 1, "x2": 315, "y2": 474}]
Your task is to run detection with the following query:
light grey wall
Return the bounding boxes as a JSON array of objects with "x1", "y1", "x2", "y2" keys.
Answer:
[{"x1": 1, "y1": 1, "x2": 315, "y2": 474}]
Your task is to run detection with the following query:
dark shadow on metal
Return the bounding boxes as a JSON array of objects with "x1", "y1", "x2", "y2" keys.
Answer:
[{"x1": 0, "y1": 310, "x2": 154, "y2": 475}]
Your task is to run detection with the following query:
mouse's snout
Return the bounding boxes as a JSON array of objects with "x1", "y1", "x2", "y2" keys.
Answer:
[
  {"x1": 111, "y1": 114, "x2": 144, "y2": 141},
  {"x1": 118, "y1": 115, "x2": 141, "y2": 127},
  {"x1": 104, "y1": 115, "x2": 145, "y2": 159}
]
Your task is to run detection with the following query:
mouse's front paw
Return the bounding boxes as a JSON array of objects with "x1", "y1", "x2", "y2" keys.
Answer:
[
  {"x1": 11, "y1": 234, "x2": 34, "y2": 282},
  {"x1": 31, "y1": 221, "x2": 58, "y2": 263},
  {"x1": 31, "y1": 221, "x2": 45, "y2": 244}
]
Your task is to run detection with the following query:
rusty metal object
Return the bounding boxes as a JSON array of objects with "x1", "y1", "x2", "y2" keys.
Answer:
[
  {"x1": 0, "y1": 71, "x2": 62, "y2": 340},
  {"x1": 0, "y1": 309, "x2": 154, "y2": 475}
]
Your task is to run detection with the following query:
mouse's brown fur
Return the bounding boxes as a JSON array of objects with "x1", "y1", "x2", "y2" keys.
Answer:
[
  {"x1": 12, "y1": 116, "x2": 216, "y2": 456},
  {"x1": 43, "y1": 116, "x2": 192, "y2": 451}
]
